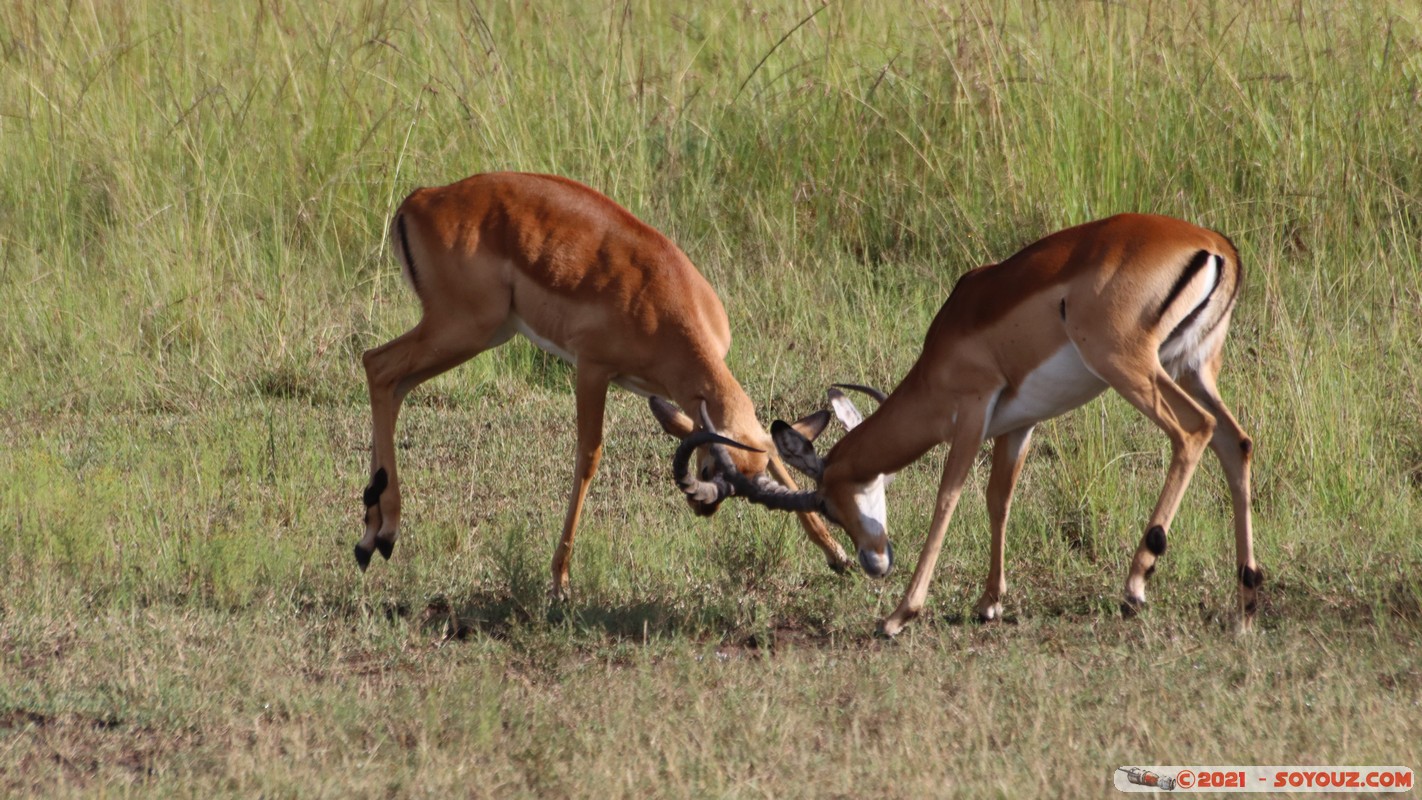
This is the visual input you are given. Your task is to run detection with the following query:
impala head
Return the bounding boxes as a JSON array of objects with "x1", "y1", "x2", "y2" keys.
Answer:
[
  {"x1": 770, "y1": 385, "x2": 895, "y2": 577},
  {"x1": 664, "y1": 386, "x2": 897, "y2": 578},
  {"x1": 652, "y1": 397, "x2": 775, "y2": 517}
]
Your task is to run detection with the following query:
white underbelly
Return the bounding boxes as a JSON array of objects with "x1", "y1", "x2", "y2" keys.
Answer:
[
  {"x1": 612, "y1": 375, "x2": 660, "y2": 398},
  {"x1": 985, "y1": 344, "x2": 1107, "y2": 439},
  {"x1": 508, "y1": 314, "x2": 664, "y2": 398},
  {"x1": 510, "y1": 313, "x2": 576, "y2": 364}
]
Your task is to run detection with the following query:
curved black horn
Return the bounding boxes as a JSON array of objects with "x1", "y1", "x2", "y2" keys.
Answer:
[
  {"x1": 831, "y1": 383, "x2": 888, "y2": 403},
  {"x1": 741, "y1": 474, "x2": 823, "y2": 513},
  {"x1": 672, "y1": 411, "x2": 824, "y2": 514},
  {"x1": 698, "y1": 400, "x2": 717, "y2": 433},
  {"x1": 671, "y1": 430, "x2": 761, "y2": 504},
  {"x1": 704, "y1": 441, "x2": 824, "y2": 515}
]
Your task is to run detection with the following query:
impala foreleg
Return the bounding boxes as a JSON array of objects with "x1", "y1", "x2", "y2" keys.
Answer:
[
  {"x1": 548, "y1": 367, "x2": 612, "y2": 601},
  {"x1": 767, "y1": 452, "x2": 853, "y2": 573},
  {"x1": 880, "y1": 401, "x2": 989, "y2": 637},
  {"x1": 975, "y1": 427, "x2": 1033, "y2": 622}
]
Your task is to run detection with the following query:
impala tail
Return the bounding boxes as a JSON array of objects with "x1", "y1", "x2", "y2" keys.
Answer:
[{"x1": 1155, "y1": 240, "x2": 1242, "y2": 377}]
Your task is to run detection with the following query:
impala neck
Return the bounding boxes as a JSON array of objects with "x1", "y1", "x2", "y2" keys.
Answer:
[
  {"x1": 827, "y1": 367, "x2": 945, "y2": 482},
  {"x1": 674, "y1": 360, "x2": 772, "y2": 452}
]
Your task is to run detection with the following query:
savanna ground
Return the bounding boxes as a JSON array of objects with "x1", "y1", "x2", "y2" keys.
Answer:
[{"x1": 2, "y1": 1, "x2": 1421, "y2": 796}]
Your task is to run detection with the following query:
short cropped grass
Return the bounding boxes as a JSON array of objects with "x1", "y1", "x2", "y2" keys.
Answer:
[{"x1": 2, "y1": 1, "x2": 1420, "y2": 796}]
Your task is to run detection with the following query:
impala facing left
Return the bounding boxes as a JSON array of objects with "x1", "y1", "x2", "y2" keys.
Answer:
[{"x1": 690, "y1": 213, "x2": 1263, "y2": 636}]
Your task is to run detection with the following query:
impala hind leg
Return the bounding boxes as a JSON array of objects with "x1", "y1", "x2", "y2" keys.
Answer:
[
  {"x1": 975, "y1": 426, "x2": 1033, "y2": 622},
  {"x1": 1179, "y1": 360, "x2": 1261, "y2": 627},
  {"x1": 1092, "y1": 358, "x2": 1216, "y2": 615},
  {"x1": 358, "y1": 315, "x2": 510, "y2": 569},
  {"x1": 548, "y1": 365, "x2": 612, "y2": 601}
]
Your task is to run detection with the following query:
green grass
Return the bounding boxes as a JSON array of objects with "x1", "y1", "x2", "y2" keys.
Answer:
[{"x1": 2, "y1": 0, "x2": 1421, "y2": 796}]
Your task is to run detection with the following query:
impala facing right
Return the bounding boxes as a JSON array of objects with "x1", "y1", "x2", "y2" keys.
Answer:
[{"x1": 693, "y1": 213, "x2": 1264, "y2": 636}]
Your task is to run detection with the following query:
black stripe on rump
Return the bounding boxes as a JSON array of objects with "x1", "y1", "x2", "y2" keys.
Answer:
[
  {"x1": 1184, "y1": 251, "x2": 1242, "y2": 346},
  {"x1": 1156, "y1": 249, "x2": 1213, "y2": 320},
  {"x1": 397, "y1": 214, "x2": 419, "y2": 291},
  {"x1": 1161, "y1": 252, "x2": 1225, "y2": 345}
]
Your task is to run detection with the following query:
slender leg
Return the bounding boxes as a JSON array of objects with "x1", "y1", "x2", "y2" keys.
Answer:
[
  {"x1": 548, "y1": 365, "x2": 612, "y2": 601},
  {"x1": 1180, "y1": 356, "x2": 1261, "y2": 627},
  {"x1": 358, "y1": 316, "x2": 504, "y2": 568},
  {"x1": 1089, "y1": 357, "x2": 1216, "y2": 614},
  {"x1": 880, "y1": 399, "x2": 990, "y2": 637},
  {"x1": 767, "y1": 452, "x2": 853, "y2": 572},
  {"x1": 974, "y1": 426, "x2": 1034, "y2": 622}
]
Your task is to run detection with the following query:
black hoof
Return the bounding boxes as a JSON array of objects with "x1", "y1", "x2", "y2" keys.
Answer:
[
  {"x1": 375, "y1": 538, "x2": 394, "y2": 561},
  {"x1": 828, "y1": 557, "x2": 850, "y2": 575},
  {"x1": 1120, "y1": 596, "x2": 1146, "y2": 618},
  {"x1": 354, "y1": 544, "x2": 373, "y2": 571}
]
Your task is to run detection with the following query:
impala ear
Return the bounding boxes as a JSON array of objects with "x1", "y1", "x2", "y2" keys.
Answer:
[
  {"x1": 770, "y1": 419, "x2": 825, "y2": 482},
  {"x1": 825, "y1": 386, "x2": 898, "y2": 484},
  {"x1": 826, "y1": 388, "x2": 865, "y2": 430},
  {"x1": 649, "y1": 396, "x2": 695, "y2": 439},
  {"x1": 826, "y1": 383, "x2": 888, "y2": 430},
  {"x1": 788, "y1": 409, "x2": 832, "y2": 442}
]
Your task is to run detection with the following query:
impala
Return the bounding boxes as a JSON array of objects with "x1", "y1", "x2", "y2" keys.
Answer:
[
  {"x1": 690, "y1": 214, "x2": 1263, "y2": 636},
  {"x1": 357, "y1": 172, "x2": 852, "y2": 597}
]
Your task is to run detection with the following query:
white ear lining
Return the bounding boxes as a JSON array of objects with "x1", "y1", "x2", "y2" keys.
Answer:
[
  {"x1": 826, "y1": 388, "x2": 897, "y2": 485},
  {"x1": 827, "y1": 389, "x2": 864, "y2": 430}
]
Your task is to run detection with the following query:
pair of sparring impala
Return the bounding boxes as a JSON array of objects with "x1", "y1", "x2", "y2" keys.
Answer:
[{"x1": 358, "y1": 172, "x2": 1263, "y2": 636}]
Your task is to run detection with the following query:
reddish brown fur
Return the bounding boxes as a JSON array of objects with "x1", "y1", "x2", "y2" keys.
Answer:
[
  {"x1": 768, "y1": 214, "x2": 1259, "y2": 636},
  {"x1": 359, "y1": 173, "x2": 850, "y2": 596}
]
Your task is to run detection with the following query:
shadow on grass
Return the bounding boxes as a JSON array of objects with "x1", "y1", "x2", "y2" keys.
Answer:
[
  {"x1": 408, "y1": 590, "x2": 906, "y2": 657},
  {"x1": 415, "y1": 591, "x2": 707, "y2": 644}
]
